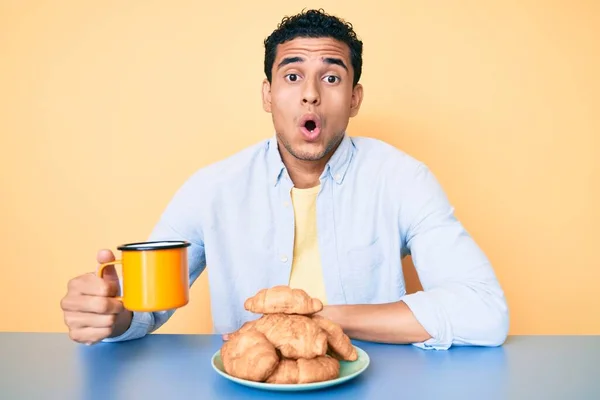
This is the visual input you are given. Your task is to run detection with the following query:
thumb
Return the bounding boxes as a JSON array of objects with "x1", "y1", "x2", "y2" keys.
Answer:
[{"x1": 96, "y1": 249, "x2": 119, "y2": 282}]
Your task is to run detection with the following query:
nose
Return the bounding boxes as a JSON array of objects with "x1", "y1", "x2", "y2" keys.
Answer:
[{"x1": 302, "y1": 79, "x2": 320, "y2": 106}]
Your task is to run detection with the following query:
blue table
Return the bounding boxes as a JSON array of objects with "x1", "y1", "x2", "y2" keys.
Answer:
[{"x1": 1, "y1": 333, "x2": 598, "y2": 399}]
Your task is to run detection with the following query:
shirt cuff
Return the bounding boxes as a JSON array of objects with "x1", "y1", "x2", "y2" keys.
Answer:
[
  {"x1": 101, "y1": 311, "x2": 154, "y2": 343},
  {"x1": 401, "y1": 291, "x2": 453, "y2": 350}
]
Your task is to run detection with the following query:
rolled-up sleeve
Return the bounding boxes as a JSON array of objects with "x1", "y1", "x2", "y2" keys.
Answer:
[
  {"x1": 101, "y1": 309, "x2": 159, "y2": 343},
  {"x1": 399, "y1": 164, "x2": 509, "y2": 350}
]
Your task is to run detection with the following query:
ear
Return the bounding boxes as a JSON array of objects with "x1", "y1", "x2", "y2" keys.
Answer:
[
  {"x1": 349, "y1": 83, "x2": 364, "y2": 118},
  {"x1": 262, "y1": 79, "x2": 272, "y2": 113}
]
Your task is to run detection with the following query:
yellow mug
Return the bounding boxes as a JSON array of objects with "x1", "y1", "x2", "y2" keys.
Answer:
[{"x1": 97, "y1": 240, "x2": 191, "y2": 312}]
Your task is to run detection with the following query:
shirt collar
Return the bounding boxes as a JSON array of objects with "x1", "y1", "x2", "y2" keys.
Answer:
[{"x1": 266, "y1": 134, "x2": 355, "y2": 187}]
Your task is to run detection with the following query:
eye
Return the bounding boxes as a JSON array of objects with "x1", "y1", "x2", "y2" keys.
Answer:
[
  {"x1": 323, "y1": 75, "x2": 340, "y2": 84},
  {"x1": 285, "y1": 74, "x2": 300, "y2": 82}
]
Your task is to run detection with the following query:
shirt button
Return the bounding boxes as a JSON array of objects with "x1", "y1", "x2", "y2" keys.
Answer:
[
  {"x1": 334, "y1": 173, "x2": 341, "y2": 181},
  {"x1": 280, "y1": 255, "x2": 288, "y2": 263}
]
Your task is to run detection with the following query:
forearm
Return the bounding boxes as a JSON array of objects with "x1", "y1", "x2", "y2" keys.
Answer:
[{"x1": 317, "y1": 301, "x2": 431, "y2": 344}]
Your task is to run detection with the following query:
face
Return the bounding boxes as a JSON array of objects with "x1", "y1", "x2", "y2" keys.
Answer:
[{"x1": 262, "y1": 37, "x2": 364, "y2": 162}]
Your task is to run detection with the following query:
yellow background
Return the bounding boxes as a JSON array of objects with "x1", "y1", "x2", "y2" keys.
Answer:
[{"x1": 1, "y1": 1, "x2": 598, "y2": 335}]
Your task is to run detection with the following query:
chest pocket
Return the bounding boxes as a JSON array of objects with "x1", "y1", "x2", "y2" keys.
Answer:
[{"x1": 340, "y1": 236, "x2": 384, "y2": 303}]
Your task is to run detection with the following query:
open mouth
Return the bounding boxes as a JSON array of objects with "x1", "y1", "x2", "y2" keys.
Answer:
[
  {"x1": 298, "y1": 114, "x2": 321, "y2": 141},
  {"x1": 304, "y1": 120, "x2": 317, "y2": 132}
]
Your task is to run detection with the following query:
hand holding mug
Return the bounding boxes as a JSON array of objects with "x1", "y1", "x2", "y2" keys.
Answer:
[
  {"x1": 61, "y1": 250, "x2": 128, "y2": 345},
  {"x1": 61, "y1": 241, "x2": 191, "y2": 344}
]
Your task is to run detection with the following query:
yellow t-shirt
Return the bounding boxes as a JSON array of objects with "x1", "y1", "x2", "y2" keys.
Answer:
[{"x1": 288, "y1": 185, "x2": 328, "y2": 305}]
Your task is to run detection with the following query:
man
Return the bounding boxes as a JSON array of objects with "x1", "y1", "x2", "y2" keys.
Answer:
[{"x1": 60, "y1": 9, "x2": 508, "y2": 350}]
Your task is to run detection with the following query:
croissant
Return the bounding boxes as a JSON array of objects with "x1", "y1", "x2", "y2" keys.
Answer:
[
  {"x1": 244, "y1": 286, "x2": 323, "y2": 315},
  {"x1": 312, "y1": 314, "x2": 358, "y2": 361},
  {"x1": 266, "y1": 356, "x2": 340, "y2": 384},
  {"x1": 220, "y1": 330, "x2": 279, "y2": 382},
  {"x1": 228, "y1": 319, "x2": 257, "y2": 340},
  {"x1": 253, "y1": 314, "x2": 328, "y2": 359}
]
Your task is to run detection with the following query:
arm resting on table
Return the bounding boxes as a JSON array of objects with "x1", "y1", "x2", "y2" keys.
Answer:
[
  {"x1": 323, "y1": 164, "x2": 509, "y2": 350},
  {"x1": 398, "y1": 164, "x2": 509, "y2": 350},
  {"x1": 317, "y1": 301, "x2": 431, "y2": 344}
]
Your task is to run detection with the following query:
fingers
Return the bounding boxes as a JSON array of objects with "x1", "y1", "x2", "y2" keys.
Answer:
[
  {"x1": 61, "y1": 294, "x2": 124, "y2": 315},
  {"x1": 67, "y1": 273, "x2": 119, "y2": 297},
  {"x1": 64, "y1": 311, "x2": 117, "y2": 329},
  {"x1": 222, "y1": 334, "x2": 230, "y2": 341},
  {"x1": 97, "y1": 249, "x2": 116, "y2": 264},
  {"x1": 61, "y1": 249, "x2": 123, "y2": 345},
  {"x1": 68, "y1": 327, "x2": 114, "y2": 345}
]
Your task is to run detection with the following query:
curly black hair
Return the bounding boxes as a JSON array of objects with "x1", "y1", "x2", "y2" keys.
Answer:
[{"x1": 264, "y1": 9, "x2": 363, "y2": 86}]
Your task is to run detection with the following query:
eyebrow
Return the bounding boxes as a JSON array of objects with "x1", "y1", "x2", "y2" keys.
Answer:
[
  {"x1": 277, "y1": 56, "x2": 304, "y2": 69},
  {"x1": 323, "y1": 57, "x2": 348, "y2": 71},
  {"x1": 277, "y1": 56, "x2": 348, "y2": 71}
]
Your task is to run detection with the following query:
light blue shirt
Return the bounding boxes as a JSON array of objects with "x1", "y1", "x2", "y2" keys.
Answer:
[{"x1": 103, "y1": 134, "x2": 509, "y2": 350}]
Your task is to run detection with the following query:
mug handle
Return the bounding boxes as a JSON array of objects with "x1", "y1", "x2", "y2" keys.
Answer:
[{"x1": 97, "y1": 260, "x2": 123, "y2": 302}]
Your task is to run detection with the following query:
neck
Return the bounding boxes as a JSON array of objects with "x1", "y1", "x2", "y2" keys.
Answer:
[
  {"x1": 285, "y1": 158, "x2": 326, "y2": 188},
  {"x1": 277, "y1": 139, "x2": 341, "y2": 189}
]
